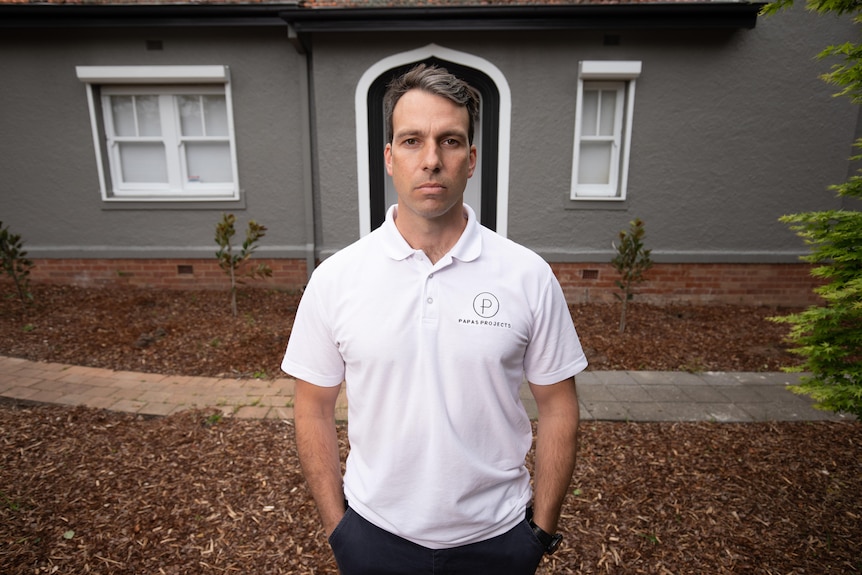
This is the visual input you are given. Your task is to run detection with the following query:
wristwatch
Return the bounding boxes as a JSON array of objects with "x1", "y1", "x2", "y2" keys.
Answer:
[{"x1": 528, "y1": 519, "x2": 563, "y2": 555}]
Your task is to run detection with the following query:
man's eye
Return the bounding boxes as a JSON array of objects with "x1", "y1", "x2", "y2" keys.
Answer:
[{"x1": 404, "y1": 138, "x2": 418, "y2": 145}]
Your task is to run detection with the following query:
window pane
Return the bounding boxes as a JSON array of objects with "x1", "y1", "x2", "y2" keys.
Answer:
[
  {"x1": 599, "y1": 90, "x2": 617, "y2": 136},
  {"x1": 581, "y1": 91, "x2": 598, "y2": 136},
  {"x1": 136, "y1": 96, "x2": 161, "y2": 137},
  {"x1": 110, "y1": 96, "x2": 136, "y2": 137},
  {"x1": 118, "y1": 142, "x2": 168, "y2": 183},
  {"x1": 185, "y1": 142, "x2": 232, "y2": 183},
  {"x1": 578, "y1": 141, "x2": 612, "y2": 185},
  {"x1": 178, "y1": 96, "x2": 204, "y2": 137},
  {"x1": 203, "y1": 96, "x2": 229, "y2": 136}
]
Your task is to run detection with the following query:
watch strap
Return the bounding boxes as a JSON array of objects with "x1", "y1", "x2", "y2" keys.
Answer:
[{"x1": 527, "y1": 517, "x2": 563, "y2": 554}]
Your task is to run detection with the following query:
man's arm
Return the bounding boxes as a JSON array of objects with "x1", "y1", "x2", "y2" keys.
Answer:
[
  {"x1": 294, "y1": 378, "x2": 346, "y2": 536},
  {"x1": 528, "y1": 377, "x2": 580, "y2": 534}
]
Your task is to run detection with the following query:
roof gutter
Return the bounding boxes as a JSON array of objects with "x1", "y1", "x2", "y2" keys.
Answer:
[
  {"x1": 0, "y1": 3, "x2": 299, "y2": 27},
  {"x1": 281, "y1": 3, "x2": 767, "y2": 32},
  {"x1": 0, "y1": 2, "x2": 766, "y2": 30}
]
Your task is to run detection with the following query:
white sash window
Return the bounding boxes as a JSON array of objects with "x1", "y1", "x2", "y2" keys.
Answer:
[
  {"x1": 571, "y1": 61, "x2": 641, "y2": 201},
  {"x1": 77, "y1": 66, "x2": 240, "y2": 202}
]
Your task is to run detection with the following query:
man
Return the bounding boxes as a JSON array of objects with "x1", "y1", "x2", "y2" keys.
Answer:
[{"x1": 282, "y1": 64, "x2": 587, "y2": 574}]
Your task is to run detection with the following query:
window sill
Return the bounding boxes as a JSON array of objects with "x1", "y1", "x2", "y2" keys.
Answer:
[
  {"x1": 100, "y1": 196, "x2": 246, "y2": 211},
  {"x1": 566, "y1": 197, "x2": 629, "y2": 211}
]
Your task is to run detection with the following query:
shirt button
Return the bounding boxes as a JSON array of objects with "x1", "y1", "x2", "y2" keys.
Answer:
[
  {"x1": 429, "y1": 273, "x2": 434, "y2": 278},
  {"x1": 427, "y1": 297, "x2": 433, "y2": 304}
]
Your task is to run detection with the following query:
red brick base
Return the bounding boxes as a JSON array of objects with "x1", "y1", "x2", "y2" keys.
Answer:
[
  {"x1": 14, "y1": 259, "x2": 822, "y2": 307},
  {"x1": 551, "y1": 262, "x2": 822, "y2": 307},
  {"x1": 23, "y1": 258, "x2": 309, "y2": 293}
]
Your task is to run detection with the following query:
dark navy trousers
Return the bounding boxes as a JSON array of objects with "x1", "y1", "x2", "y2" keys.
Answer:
[{"x1": 328, "y1": 507, "x2": 546, "y2": 575}]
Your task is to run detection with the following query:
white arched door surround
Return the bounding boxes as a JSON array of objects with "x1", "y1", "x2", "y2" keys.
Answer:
[{"x1": 355, "y1": 44, "x2": 511, "y2": 237}]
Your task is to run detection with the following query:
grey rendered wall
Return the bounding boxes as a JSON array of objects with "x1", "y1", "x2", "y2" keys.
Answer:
[
  {"x1": 306, "y1": 4, "x2": 859, "y2": 263},
  {"x1": 0, "y1": 26, "x2": 308, "y2": 259}
]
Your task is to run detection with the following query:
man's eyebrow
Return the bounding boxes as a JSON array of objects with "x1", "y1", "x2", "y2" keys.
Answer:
[
  {"x1": 393, "y1": 128, "x2": 468, "y2": 140},
  {"x1": 393, "y1": 129, "x2": 423, "y2": 140},
  {"x1": 438, "y1": 129, "x2": 468, "y2": 140}
]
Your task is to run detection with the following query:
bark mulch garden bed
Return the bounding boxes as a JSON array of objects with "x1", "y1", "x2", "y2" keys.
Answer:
[{"x1": 1, "y1": 284, "x2": 860, "y2": 574}]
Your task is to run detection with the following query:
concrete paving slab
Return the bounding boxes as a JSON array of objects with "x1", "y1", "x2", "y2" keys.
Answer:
[
  {"x1": 573, "y1": 371, "x2": 601, "y2": 385},
  {"x1": 713, "y1": 385, "x2": 776, "y2": 403},
  {"x1": 642, "y1": 384, "x2": 688, "y2": 403},
  {"x1": 624, "y1": 402, "x2": 679, "y2": 422},
  {"x1": 585, "y1": 371, "x2": 639, "y2": 386},
  {"x1": 700, "y1": 371, "x2": 802, "y2": 386},
  {"x1": 629, "y1": 371, "x2": 706, "y2": 386},
  {"x1": 679, "y1": 385, "x2": 734, "y2": 403},
  {"x1": 582, "y1": 402, "x2": 631, "y2": 421},
  {"x1": 700, "y1": 403, "x2": 756, "y2": 423},
  {"x1": 574, "y1": 383, "x2": 617, "y2": 402},
  {"x1": 739, "y1": 402, "x2": 854, "y2": 422},
  {"x1": 605, "y1": 384, "x2": 653, "y2": 403},
  {"x1": 749, "y1": 386, "x2": 810, "y2": 404}
]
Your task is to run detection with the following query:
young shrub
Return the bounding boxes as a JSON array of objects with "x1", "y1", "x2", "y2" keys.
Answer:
[
  {"x1": 611, "y1": 218, "x2": 653, "y2": 333},
  {"x1": 215, "y1": 213, "x2": 272, "y2": 317},
  {"x1": 0, "y1": 221, "x2": 34, "y2": 305}
]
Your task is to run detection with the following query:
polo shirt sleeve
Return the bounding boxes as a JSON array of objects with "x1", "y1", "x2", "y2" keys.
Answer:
[
  {"x1": 281, "y1": 274, "x2": 345, "y2": 387},
  {"x1": 523, "y1": 269, "x2": 588, "y2": 385}
]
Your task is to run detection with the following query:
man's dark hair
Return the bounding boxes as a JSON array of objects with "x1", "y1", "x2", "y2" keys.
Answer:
[{"x1": 383, "y1": 64, "x2": 480, "y2": 145}]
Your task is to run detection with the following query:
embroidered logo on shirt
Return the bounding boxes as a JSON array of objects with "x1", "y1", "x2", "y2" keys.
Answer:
[
  {"x1": 456, "y1": 292, "x2": 511, "y2": 328},
  {"x1": 472, "y1": 292, "x2": 499, "y2": 318}
]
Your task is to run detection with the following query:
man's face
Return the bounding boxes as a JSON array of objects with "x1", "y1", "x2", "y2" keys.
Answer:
[{"x1": 384, "y1": 89, "x2": 476, "y2": 222}]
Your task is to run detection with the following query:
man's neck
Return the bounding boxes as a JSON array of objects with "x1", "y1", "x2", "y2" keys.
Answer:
[{"x1": 394, "y1": 204, "x2": 468, "y2": 265}]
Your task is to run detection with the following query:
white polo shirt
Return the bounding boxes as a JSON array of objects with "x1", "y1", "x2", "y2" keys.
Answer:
[{"x1": 282, "y1": 204, "x2": 587, "y2": 549}]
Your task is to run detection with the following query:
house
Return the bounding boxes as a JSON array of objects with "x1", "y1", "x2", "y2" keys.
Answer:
[{"x1": 1, "y1": 0, "x2": 857, "y2": 305}]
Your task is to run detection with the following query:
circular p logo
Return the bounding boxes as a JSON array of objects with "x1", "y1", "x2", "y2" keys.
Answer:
[{"x1": 473, "y1": 292, "x2": 500, "y2": 318}]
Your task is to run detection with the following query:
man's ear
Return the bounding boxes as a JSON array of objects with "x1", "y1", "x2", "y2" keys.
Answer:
[
  {"x1": 384, "y1": 143, "x2": 394, "y2": 176},
  {"x1": 468, "y1": 144, "x2": 477, "y2": 178}
]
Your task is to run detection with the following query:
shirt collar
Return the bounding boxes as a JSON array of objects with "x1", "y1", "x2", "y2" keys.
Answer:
[{"x1": 380, "y1": 203, "x2": 482, "y2": 263}]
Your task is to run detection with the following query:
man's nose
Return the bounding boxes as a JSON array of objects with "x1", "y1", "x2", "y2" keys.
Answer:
[{"x1": 422, "y1": 144, "x2": 442, "y2": 171}]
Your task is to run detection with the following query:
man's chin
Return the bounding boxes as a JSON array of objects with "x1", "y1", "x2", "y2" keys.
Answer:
[{"x1": 407, "y1": 199, "x2": 463, "y2": 221}]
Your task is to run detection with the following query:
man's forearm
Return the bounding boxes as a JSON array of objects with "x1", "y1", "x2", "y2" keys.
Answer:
[
  {"x1": 530, "y1": 379, "x2": 580, "y2": 534},
  {"x1": 295, "y1": 381, "x2": 346, "y2": 536}
]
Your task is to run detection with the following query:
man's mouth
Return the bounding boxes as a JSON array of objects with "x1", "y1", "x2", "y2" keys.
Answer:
[{"x1": 418, "y1": 183, "x2": 445, "y2": 191}]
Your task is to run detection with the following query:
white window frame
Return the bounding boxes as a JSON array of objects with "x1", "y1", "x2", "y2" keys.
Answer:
[
  {"x1": 571, "y1": 61, "x2": 642, "y2": 201},
  {"x1": 76, "y1": 66, "x2": 240, "y2": 202}
]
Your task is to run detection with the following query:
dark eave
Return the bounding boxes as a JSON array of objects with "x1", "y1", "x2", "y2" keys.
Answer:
[
  {"x1": 0, "y1": 3, "x2": 300, "y2": 28},
  {"x1": 283, "y1": 3, "x2": 767, "y2": 32},
  {"x1": 0, "y1": 1, "x2": 767, "y2": 30}
]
